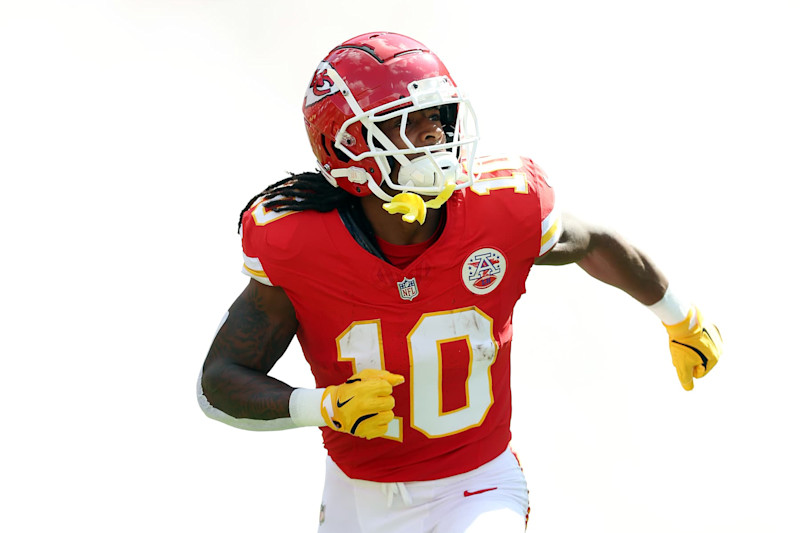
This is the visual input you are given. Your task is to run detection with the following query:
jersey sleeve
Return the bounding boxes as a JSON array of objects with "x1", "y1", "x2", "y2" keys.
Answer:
[
  {"x1": 531, "y1": 162, "x2": 562, "y2": 257},
  {"x1": 242, "y1": 251, "x2": 271, "y2": 285},
  {"x1": 239, "y1": 198, "x2": 302, "y2": 287},
  {"x1": 469, "y1": 155, "x2": 562, "y2": 260}
]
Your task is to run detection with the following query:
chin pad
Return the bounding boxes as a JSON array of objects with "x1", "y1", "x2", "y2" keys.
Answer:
[{"x1": 397, "y1": 152, "x2": 459, "y2": 188}]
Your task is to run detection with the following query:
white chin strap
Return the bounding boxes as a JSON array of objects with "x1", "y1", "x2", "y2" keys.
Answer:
[{"x1": 397, "y1": 152, "x2": 459, "y2": 189}]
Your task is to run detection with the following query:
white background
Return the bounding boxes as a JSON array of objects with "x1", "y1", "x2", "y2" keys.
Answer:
[{"x1": 2, "y1": 1, "x2": 799, "y2": 531}]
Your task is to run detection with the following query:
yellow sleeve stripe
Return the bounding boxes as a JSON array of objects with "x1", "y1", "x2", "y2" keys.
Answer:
[
  {"x1": 540, "y1": 205, "x2": 562, "y2": 256},
  {"x1": 242, "y1": 254, "x2": 272, "y2": 285},
  {"x1": 242, "y1": 264, "x2": 272, "y2": 285}
]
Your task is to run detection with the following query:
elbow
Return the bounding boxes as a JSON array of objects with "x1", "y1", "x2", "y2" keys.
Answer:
[
  {"x1": 196, "y1": 366, "x2": 239, "y2": 425},
  {"x1": 196, "y1": 362, "x2": 236, "y2": 425},
  {"x1": 196, "y1": 366, "x2": 218, "y2": 416},
  {"x1": 197, "y1": 362, "x2": 227, "y2": 416}
]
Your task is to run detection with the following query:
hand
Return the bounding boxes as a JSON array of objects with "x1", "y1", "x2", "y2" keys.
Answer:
[
  {"x1": 665, "y1": 307, "x2": 722, "y2": 391},
  {"x1": 320, "y1": 369, "x2": 405, "y2": 439}
]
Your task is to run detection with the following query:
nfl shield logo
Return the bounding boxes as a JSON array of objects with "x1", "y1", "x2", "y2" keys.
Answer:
[{"x1": 397, "y1": 277, "x2": 419, "y2": 301}]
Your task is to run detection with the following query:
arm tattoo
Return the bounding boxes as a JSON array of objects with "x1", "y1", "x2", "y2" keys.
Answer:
[{"x1": 202, "y1": 282, "x2": 299, "y2": 420}]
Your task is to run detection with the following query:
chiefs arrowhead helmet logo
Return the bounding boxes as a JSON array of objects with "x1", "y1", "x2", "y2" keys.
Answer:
[
  {"x1": 311, "y1": 69, "x2": 335, "y2": 96},
  {"x1": 305, "y1": 61, "x2": 341, "y2": 107}
]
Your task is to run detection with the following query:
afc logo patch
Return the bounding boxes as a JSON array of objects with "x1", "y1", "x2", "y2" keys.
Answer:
[
  {"x1": 462, "y1": 247, "x2": 507, "y2": 295},
  {"x1": 397, "y1": 277, "x2": 419, "y2": 301}
]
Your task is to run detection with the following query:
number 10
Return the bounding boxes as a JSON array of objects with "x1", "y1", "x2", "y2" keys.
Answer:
[{"x1": 336, "y1": 307, "x2": 498, "y2": 441}]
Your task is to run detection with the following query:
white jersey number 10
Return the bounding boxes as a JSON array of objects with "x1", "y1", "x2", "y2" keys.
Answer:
[{"x1": 336, "y1": 307, "x2": 498, "y2": 441}]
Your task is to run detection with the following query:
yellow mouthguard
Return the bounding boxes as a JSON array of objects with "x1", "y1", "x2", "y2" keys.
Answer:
[
  {"x1": 423, "y1": 179, "x2": 456, "y2": 209},
  {"x1": 382, "y1": 180, "x2": 457, "y2": 225},
  {"x1": 383, "y1": 192, "x2": 428, "y2": 224}
]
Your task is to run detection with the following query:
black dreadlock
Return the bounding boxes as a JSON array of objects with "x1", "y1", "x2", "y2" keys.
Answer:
[{"x1": 237, "y1": 171, "x2": 355, "y2": 232}]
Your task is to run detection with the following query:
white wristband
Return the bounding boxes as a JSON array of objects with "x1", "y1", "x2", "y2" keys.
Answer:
[
  {"x1": 646, "y1": 286, "x2": 692, "y2": 326},
  {"x1": 289, "y1": 388, "x2": 326, "y2": 427}
]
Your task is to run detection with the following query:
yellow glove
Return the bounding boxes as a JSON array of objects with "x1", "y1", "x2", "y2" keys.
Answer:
[
  {"x1": 665, "y1": 307, "x2": 722, "y2": 391},
  {"x1": 320, "y1": 369, "x2": 405, "y2": 439}
]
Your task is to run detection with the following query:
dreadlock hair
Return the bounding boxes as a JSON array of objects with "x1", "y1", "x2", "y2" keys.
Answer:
[{"x1": 237, "y1": 171, "x2": 355, "y2": 232}]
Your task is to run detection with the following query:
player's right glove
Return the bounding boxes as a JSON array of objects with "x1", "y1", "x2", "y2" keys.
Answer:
[
  {"x1": 320, "y1": 369, "x2": 404, "y2": 439},
  {"x1": 665, "y1": 306, "x2": 722, "y2": 391}
]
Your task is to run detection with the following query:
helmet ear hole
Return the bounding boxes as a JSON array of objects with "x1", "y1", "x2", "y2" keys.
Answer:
[
  {"x1": 331, "y1": 140, "x2": 351, "y2": 163},
  {"x1": 320, "y1": 134, "x2": 331, "y2": 157},
  {"x1": 361, "y1": 125, "x2": 395, "y2": 173}
]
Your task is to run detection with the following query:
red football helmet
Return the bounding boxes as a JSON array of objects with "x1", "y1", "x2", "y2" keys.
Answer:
[{"x1": 302, "y1": 32, "x2": 479, "y2": 202}]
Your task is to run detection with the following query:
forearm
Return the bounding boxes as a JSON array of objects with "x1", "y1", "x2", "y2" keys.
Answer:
[
  {"x1": 197, "y1": 369, "x2": 298, "y2": 431},
  {"x1": 576, "y1": 229, "x2": 668, "y2": 306},
  {"x1": 200, "y1": 359, "x2": 294, "y2": 421},
  {"x1": 199, "y1": 359, "x2": 325, "y2": 430}
]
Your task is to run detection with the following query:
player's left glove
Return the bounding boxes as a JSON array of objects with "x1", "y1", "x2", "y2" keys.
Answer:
[{"x1": 664, "y1": 306, "x2": 722, "y2": 391}]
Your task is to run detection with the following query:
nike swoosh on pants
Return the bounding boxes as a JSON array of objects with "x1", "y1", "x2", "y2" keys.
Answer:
[{"x1": 463, "y1": 487, "x2": 498, "y2": 497}]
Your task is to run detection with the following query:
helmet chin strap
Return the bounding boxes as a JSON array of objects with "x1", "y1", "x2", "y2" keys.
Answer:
[{"x1": 382, "y1": 179, "x2": 456, "y2": 225}]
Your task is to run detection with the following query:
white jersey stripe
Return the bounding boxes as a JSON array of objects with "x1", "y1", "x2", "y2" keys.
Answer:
[
  {"x1": 539, "y1": 202, "x2": 562, "y2": 256},
  {"x1": 242, "y1": 254, "x2": 272, "y2": 285}
]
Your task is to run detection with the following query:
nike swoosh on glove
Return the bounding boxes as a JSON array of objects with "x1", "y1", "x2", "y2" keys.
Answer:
[
  {"x1": 665, "y1": 306, "x2": 722, "y2": 391},
  {"x1": 320, "y1": 369, "x2": 404, "y2": 439}
]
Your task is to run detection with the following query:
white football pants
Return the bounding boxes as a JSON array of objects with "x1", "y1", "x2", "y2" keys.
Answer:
[{"x1": 317, "y1": 448, "x2": 529, "y2": 533}]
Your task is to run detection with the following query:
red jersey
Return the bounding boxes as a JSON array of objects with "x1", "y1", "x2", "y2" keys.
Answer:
[{"x1": 240, "y1": 155, "x2": 560, "y2": 482}]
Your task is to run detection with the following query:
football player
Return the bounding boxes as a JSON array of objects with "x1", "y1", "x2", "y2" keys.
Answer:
[{"x1": 198, "y1": 32, "x2": 721, "y2": 532}]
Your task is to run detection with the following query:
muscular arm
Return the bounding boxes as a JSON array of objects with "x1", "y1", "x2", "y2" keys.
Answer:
[
  {"x1": 534, "y1": 213, "x2": 668, "y2": 305},
  {"x1": 200, "y1": 278, "x2": 299, "y2": 421},
  {"x1": 534, "y1": 212, "x2": 722, "y2": 390}
]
